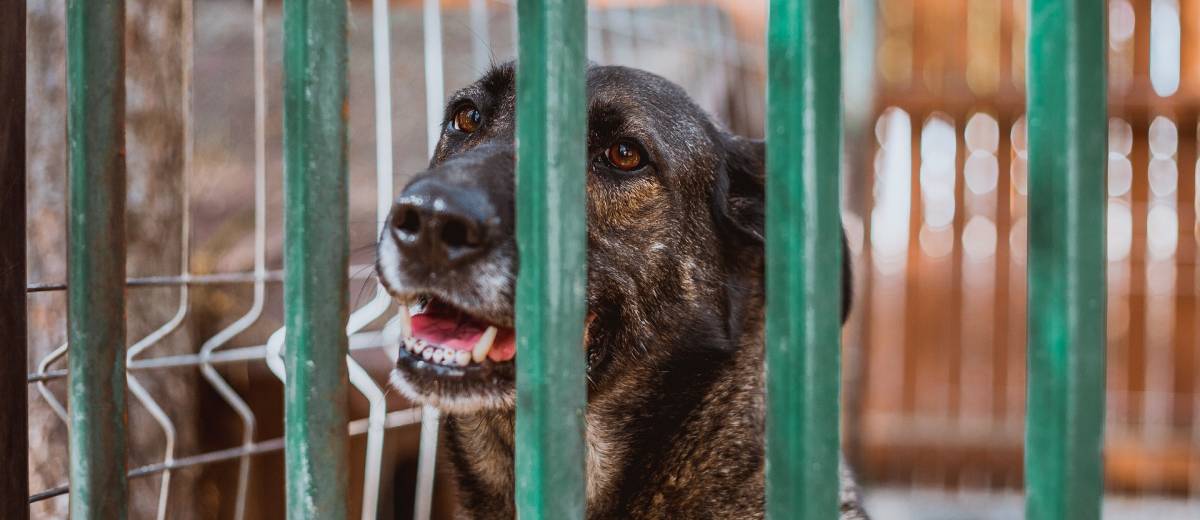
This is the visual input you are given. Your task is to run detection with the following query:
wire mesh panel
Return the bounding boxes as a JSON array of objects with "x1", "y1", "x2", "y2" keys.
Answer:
[
  {"x1": 25, "y1": 1, "x2": 758, "y2": 517},
  {"x1": 25, "y1": 0, "x2": 427, "y2": 517}
]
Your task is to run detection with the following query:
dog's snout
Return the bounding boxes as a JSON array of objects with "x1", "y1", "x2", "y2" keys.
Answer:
[{"x1": 391, "y1": 178, "x2": 497, "y2": 270}]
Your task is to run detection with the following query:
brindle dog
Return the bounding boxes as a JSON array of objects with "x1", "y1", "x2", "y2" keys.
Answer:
[{"x1": 376, "y1": 63, "x2": 868, "y2": 519}]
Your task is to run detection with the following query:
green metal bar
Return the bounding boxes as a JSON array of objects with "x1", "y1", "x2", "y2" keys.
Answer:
[
  {"x1": 282, "y1": 0, "x2": 350, "y2": 517},
  {"x1": 1, "y1": 0, "x2": 28, "y2": 514},
  {"x1": 764, "y1": 0, "x2": 842, "y2": 518},
  {"x1": 66, "y1": 0, "x2": 128, "y2": 517},
  {"x1": 514, "y1": 0, "x2": 588, "y2": 518},
  {"x1": 1025, "y1": 1, "x2": 1107, "y2": 518}
]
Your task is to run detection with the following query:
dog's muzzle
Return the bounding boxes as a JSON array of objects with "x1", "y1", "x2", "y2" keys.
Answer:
[{"x1": 377, "y1": 146, "x2": 520, "y2": 412}]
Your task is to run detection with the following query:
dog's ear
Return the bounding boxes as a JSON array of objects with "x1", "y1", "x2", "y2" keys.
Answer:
[
  {"x1": 712, "y1": 136, "x2": 766, "y2": 247},
  {"x1": 714, "y1": 135, "x2": 853, "y2": 325}
]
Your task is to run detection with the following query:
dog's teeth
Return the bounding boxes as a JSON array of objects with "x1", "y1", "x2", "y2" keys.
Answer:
[
  {"x1": 472, "y1": 326, "x2": 499, "y2": 363},
  {"x1": 432, "y1": 348, "x2": 445, "y2": 364},
  {"x1": 422, "y1": 347, "x2": 434, "y2": 361},
  {"x1": 397, "y1": 299, "x2": 413, "y2": 337},
  {"x1": 453, "y1": 350, "x2": 471, "y2": 367}
]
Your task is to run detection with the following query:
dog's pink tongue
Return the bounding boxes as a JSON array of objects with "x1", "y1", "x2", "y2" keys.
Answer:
[
  {"x1": 487, "y1": 331, "x2": 516, "y2": 362},
  {"x1": 410, "y1": 313, "x2": 516, "y2": 362},
  {"x1": 411, "y1": 314, "x2": 484, "y2": 351}
]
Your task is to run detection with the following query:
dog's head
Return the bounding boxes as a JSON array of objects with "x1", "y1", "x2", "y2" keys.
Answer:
[{"x1": 378, "y1": 63, "x2": 847, "y2": 413}]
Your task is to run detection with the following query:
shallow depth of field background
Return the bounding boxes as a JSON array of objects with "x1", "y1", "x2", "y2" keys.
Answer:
[{"x1": 23, "y1": 0, "x2": 1200, "y2": 518}]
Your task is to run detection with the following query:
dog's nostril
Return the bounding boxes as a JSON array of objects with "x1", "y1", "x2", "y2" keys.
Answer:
[
  {"x1": 394, "y1": 208, "x2": 421, "y2": 236},
  {"x1": 440, "y1": 219, "x2": 475, "y2": 249}
]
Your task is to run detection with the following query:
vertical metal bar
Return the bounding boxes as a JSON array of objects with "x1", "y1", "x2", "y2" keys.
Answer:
[
  {"x1": 514, "y1": 0, "x2": 588, "y2": 518},
  {"x1": 283, "y1": 0, "x2": 350, "y2": 517},
  {"x1": 764, "y1": 0, "x2": 842, "y2": 518},
  {"x1": 1025, "y1": 0, "x2": 1107, "y2": 518},
  {"x1": 0, "y1": 0, "x2": 28, "y2": 515},
  {"x1": 66, "y1": 0, "x2": 128, "y2": 517}
]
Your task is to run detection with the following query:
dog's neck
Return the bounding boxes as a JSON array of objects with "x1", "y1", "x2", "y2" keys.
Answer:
[{"x1": 443, "y1": 322, "x2": 753, "y2": 518}]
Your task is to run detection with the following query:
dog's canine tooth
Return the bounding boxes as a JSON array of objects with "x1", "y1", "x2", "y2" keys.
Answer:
[
  {"x1": 397, "y1": 298, "x2": 413, "y2": 337},
  {"x1": 472, "y1": 326, "x2": 499, "y2": 363}
]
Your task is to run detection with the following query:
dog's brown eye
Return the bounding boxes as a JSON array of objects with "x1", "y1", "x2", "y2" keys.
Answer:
[
  {"x1": 606, "y1": 141, "x2": 645, "y2": 171},
  {"x1": 452, "y1": 106, "x2": 482, "y2": 133}
]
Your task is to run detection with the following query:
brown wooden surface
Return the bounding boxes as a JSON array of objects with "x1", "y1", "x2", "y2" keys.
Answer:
[
  {"x1": 1, "y1": 0, "x2": 29, "y2": 517},
  {"x1": 854, "y1": 0, "x2": 1200, "y2": 495}
]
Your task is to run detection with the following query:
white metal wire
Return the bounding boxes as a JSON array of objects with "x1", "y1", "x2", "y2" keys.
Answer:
[
  {"x1": 415, "y1": 1, "x2": 447, "y2": 518},
  {"x1": 29, "y1": 407, "x2": 426, "y2": 505},
  {"x1": 119, "y1": 0, "x2": 197, "y2": 516},
  {"x1": 35, "y1": 343, "x2": 68, "y2": 423},
  {"x1": 191, "y1": 0, "x2": 268, "y2": 516},
  {"x1": 338, "y1": 0, "x2": 400, "y2": 516},
  {"x1": 265, "y1": 326, "x2": 287, "y2": 382}
]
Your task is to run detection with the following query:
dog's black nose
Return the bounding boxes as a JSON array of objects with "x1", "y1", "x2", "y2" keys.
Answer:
[{"x1": 391, "y1": 178, "x2": 497, "y2": 271}]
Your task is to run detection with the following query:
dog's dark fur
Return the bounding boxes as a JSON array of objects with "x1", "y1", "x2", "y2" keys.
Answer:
[{"x1": 377, "y1": 63, "x2": 867, "y2": 519}]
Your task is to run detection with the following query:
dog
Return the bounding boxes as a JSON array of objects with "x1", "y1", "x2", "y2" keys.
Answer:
[{"x1": 376, "y1": 63, "x2": 867, "y2": 519}]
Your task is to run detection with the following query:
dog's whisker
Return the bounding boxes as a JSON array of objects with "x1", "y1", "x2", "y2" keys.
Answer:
[
  {"x1": 351, "y1": 242, "x2": 379, "y2": 254},
  {"x1": 351, "y1": 262, "x2": 377, "y2": 278},
  {"x1": 353, "y1": 277, "x2": 373, "y2": 307}
]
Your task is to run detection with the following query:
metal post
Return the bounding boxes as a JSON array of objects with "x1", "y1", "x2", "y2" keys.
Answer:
[
  {"x1": 0, "y1": 0, "x2": 28, "y2": 515},
  {"x1": 282, "y1": 0, "x2": 350, "y2": 517},
  {"x1": 764, "y1": 0, "x2": 842, "y2": 518},
  {"x1": 66, "y1": 0, "x2": 128, "y2": 517},
  {"x1": 514, "y1": 0, "x2": 588, "y2": 518},
  {"x1": 1025, "y1": 1, "x2": 1107, "y2": 518}
]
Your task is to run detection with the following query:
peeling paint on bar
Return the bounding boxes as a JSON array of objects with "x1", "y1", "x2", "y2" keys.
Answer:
[
  {"x1": 282, "y1": 0, "x2": 351, "y2": 517},
  {"x1": 66, "y1": 0, "x2": 129, "y2": 517}
]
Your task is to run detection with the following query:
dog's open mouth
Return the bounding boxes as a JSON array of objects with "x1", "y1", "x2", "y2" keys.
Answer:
[
  {"x1": 390, "y1": 293, "x2": 519, "y2": 412},
  {"x1": 400, "y1": 296, "x2": 516, "y2": 367}
]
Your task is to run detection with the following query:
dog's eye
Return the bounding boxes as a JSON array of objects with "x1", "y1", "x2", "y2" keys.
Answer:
[
  {"x1": 605, "y1": 140, "x2": 646, "y2": 171},
  {"x1": 452, "y1": 106, "x2": 482, "y2": 133}
]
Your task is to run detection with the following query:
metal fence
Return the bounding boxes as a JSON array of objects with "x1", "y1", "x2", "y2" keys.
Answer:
[
  {"x1": 7, "y1": 0, "x2": 1142, "y2": 518},
  {"x1": 856, "y1": 3, "x2": 1199, "y2": 516}
]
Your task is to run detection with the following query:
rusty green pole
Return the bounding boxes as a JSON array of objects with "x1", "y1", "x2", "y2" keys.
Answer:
[
  {"x1": 282, "y1": 0, "x2": 350, "y2": 517},
  {"x1": 1025, "y1": 1, "x2": 1107, "y2": 518},
  {"x1": 764, "y1": 0, "x2": 843, "y2": 518},
  {"x1": 66, "y1": 0, "x2": 128, "y2": 517},
  {"x1": 514, "y1": 0, "x2": 588, "y2": 518}
]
